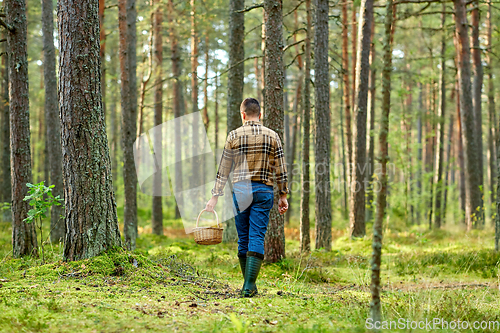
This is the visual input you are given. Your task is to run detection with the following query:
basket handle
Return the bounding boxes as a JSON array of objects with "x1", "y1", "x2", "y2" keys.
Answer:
[{"x1": 196, "y1": 209, "x2": 220, "y2": 228}]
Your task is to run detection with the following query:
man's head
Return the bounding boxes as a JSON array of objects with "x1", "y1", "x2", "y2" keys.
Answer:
[{"x1": 240, "y1": 98, "x2": 261, "y2": 122}]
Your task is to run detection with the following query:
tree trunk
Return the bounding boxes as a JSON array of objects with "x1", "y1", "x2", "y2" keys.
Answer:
[
  {"x1": 456, "y1": 77, "x2": 466, "y2": 224},
  {"x1": 1, "y1": 38, "x2": 12, "y2": 220},
  {"x1": 442, "y1": 110, "x2": 454, "y2": 224},
  {"x1": 42, "y1": 0, "x2": 64, "y2": 243},
  {"x1": 342, "y1": 0, "x2": 352, "y2": 187},
  {"x1": 471, "y1": 0, "x2": 483, "y2": 217},
  {"x1": 7, "y1": 0, "x2": 38, "y2": 257},
  {"x1": 416, "y1": 82, "x2": 423, "y2": 223},
  {"x1": 366, "y1": 20, "x2": 376, "y2": 223},
  {"x1": 58, "y1": 0, "x2": 121, "y2": 261},
  {"x1": 453, "y1": 0, "x2": 483, "y2": 229},
  {"x1": 285, "y1": 72, "x2": 302, "y2": 225},
  {"x1": 351, "y1": 2, "x2": 357, "y2": 112},
  {"x1": 152, "y1": 0, "x2": 163, "y2": 235},
  {"x1": 300, "y1": 0, "x2": 312, "y2": 253},
  {"x1": 190, "y1": 0, "x2": 200, "y2": 196},
  {"x1": 433, "y1": 6, "x2": 446, "y2": 229},
  {"x1": 222, "y1": 0, "x2": 245, "y2": 243},
  {"x1": 167, "y1": 0, "x2": 183, "y2": 220},
  {"x1": 370, "y1": 0, "x2": 393, "y2": 321},
  {"x1": 99, "y1": 0, "x2": 106, "y2": 122},
  {"x1": 314, "y1": 0, "x2": 332, "y2": 251},
  {"x1": 119, "y1": 0, "x2": 138, "y2": 248},
  {"x1": 110, "y1": 50, "x2": 119, "y2": 192},
  {"x1": 203, "y1": 32, "x2": 210, "y2": 130},
  {"x1": 349, "y1": 0, "x2": 373, "y2": 238},
  {"x1": 486, "y1": 1, "x2": 496, "y2": 224},
  {"x1": 263, "y1": 0, "x2": 285, "y2": 262}
]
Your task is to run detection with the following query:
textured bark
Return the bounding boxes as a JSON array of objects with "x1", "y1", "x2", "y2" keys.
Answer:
[
  {"x1": 214, "y1": 70, "x2": 219, "y2": 150},
  {"x1": 351, "y1": 2, "x2": 357, "y2": 112},
  {"x1": 453, "y1": 0, "x2": 483, "y2": 229},
  {"x1": 433, "y1": 6, "x2": 446, "y2": 229},
  {"x1": 349, "y1": 0, "x2": 373, "y2": 238},
  {"x1": 222, "y1": 0, "x2": 244, "y2": 243},
  {"x1": 99, "y1": 0, "x2": 106, "y2": 122},
  {"x1": 203, "y1": 32, "x2": 210, "y2": 130},
  {"x1": 190, "y1": 0, "x2": 200, "y2": 195},
  {"x1": 152, "y1": 0, "x2": 163, "y2": 235},
  {"x1": 314, "y1": 0, "x2": 332, "y2": 251},
  {"x1": 42, "y1": 0, "x2": 64, "y2": 243},
  {"x1": 442, "y1": 110, "x2": 454, "y2": 224},
  {"x1": 7, "y1": 0, "x2": 38, "y2": 257},
  {"x1": 300, "y1": 0, "x2": 312, "y2": 253},
  {"x1": 486, "y1": 1, "x2": 496, "y2": 223},
  {"x1": 58, "y1": 0, "x2": 121, "y2": 261},
  {"x1": 109, "y1": 49, "x2": 119, "y2": 191},
  {"x1": 370, "y1": 0, "x2": 392, "y2": 321},
  {"x1": 1, "y1": 39, "x2": 12, "y2": 215},
  {"x1": 263, "y1": 0, "x2": 285, "y2": 262},
  {"x1": 366, "y1": 20, "x2": 376, "y2": 223},
  {"x1": 471, "y1": 0, "x2": 483, "y2": 206},
  {"x1": 342, "y1": 0, "x2": 352, "y2": 186},
  {"x1": 167, "y1": 0, "x2": 184, "y2": 220},
  {"x1": 119, "y1": 0, "x2": 138, "y2": 248},
  {"x1": 416, "y1": 82, "x2": 423, "y2": 223},
  {"x1": 456, "y1": 77, "x2": 466, "y2": 224},
  {"x1": 285, "y1": 72, "x2": 301, "y2": 225}
]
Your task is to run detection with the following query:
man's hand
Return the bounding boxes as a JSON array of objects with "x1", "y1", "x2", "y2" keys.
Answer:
[
  {"x1": 205, "y1": 196, "x2": 219, "y2": 212},
  {"x1": 278, "y1": 194, "x2": 288, "y2": 215}
]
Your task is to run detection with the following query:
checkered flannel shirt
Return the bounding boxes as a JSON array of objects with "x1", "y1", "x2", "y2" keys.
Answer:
[{"x1": 211, "y1": 120, "x2": 289, "y2": 196}]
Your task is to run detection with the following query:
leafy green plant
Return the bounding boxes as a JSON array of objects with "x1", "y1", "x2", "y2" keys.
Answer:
[{"x1": 23, "y1": 182, "x2": 63, "y2": 264}]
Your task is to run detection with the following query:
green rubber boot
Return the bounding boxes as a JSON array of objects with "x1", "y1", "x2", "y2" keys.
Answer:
[
  {"x1": 238, "y1": 253, "x2": 247, "y2": 277},
  {"x1": 242, "y1": 251, "x2": 264, "y2": 297}
]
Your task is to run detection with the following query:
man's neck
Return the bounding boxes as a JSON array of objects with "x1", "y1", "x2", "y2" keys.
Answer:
[{"x1": 244, "y1": 118, "x2": 260, "y2": 123}]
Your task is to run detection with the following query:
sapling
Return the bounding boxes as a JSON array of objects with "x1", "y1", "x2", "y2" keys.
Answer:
[{"x1": 23, "y1": 182, "x2": 63, "y2": 264}]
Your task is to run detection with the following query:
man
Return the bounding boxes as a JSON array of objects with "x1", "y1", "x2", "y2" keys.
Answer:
[{"x1": 205, "y1": 97, "x2": 289, "y2": 297}]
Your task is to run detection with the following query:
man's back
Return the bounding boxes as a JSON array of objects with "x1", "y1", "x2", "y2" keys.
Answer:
[{"x1": 211, "y1": 120, "x2": 288, "y2": 196}]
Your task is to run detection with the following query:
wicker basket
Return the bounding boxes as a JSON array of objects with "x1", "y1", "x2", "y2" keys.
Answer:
[{"x1": 193, "y1": 209, "x2": 223, "y2": 245}]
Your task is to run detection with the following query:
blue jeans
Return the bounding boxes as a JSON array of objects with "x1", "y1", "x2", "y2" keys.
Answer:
[{"x1": 232, "y1": 181, "x2": 274, "y2": 256}]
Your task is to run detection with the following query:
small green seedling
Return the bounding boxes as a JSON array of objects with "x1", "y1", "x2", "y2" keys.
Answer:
[{"x1": 23, "y1": 182, "x2": 63, "y2": 264}]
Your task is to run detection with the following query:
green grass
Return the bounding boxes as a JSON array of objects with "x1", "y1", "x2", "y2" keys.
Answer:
[{"x1": 0, "y1": 216, "x2": 499, "y2": 332}]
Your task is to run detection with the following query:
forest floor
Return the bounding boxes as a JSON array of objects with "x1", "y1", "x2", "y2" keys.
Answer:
[{"x1": 0, "y1": 217, "x2": 499, "y2": 332}]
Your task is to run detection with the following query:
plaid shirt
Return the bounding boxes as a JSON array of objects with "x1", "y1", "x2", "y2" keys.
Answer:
[{"x1": 212, "y1": 120, "x2": 289, "y2": 196}]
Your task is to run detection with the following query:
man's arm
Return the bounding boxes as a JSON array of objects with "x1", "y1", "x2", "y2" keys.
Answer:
[
  {"x1": 274, "y1": 133, "x2": 289, "y2": 215},
  {"x1": 206, "y1": 134, "x2": 234, "y2": 212}
]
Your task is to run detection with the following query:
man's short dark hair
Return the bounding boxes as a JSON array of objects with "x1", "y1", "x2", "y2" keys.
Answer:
[{"x1": 240, "y1": 98, "x2": 261, "y2": 116}]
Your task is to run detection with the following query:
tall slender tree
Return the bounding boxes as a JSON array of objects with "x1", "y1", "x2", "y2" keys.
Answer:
[
  {"x1": 433, "y1": 5, "x2": 446, "y2": 229},
  {"x1": 5, "y1": 0, "x2": 38, "y2": 257},
  {"x1": 152, "y1": 0, "x2": 163, "y2": 235},
  {"x1": 349, "y1": 0, "x2": 373, "y2": 238},
  {"x1": 342, "y1": 0, "x2": 352, "y2": 187},
  {"x1": 471, "y1": 0, "x2": 483, "y2": 209},
  {"x1": 58, "y1": 0, "x2": 121, "y2": 261},
  {"x1": 366, "y1": 20, "x2": 376, "y2": 223},
  {"x1": 263, "y1": 0, "x2": 285, "y2": 262},
  {"x1": 486, "y1": 0, "x2": 496, "y2": 221},
  {"x1": 300, "y1": 0, "x2": 312, "y2": 253},
  {"x1": 119, "y1": 0, "x2": 138, "y2": 248},
  {"x1": 168, "y1": 0, "x2": 184, "y2": 220},
  {"x1": 42, "y1": 0, "x2": 64, "y2": 243},
  {"x1": 314, "y1": 0, "x2": 332, "y2": 250},
  {"x1": 1, "y1": 36, "x2": 11, "y2": 221},
  {"x1": 453, "y1": 0, "x2": 483, "y2": 229},
  {"x1": 99, "y1": 0, "x2": 106, "y2": 121},
  {"x1": 222, "y1": 0, "x2": 244, "y2": 243},
  {"x1": 370, "y1": 0, "x2": 393, "y2": 321},
  {"x1": 190, "y1": 0, "x2": 200, "y2": 195}
]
